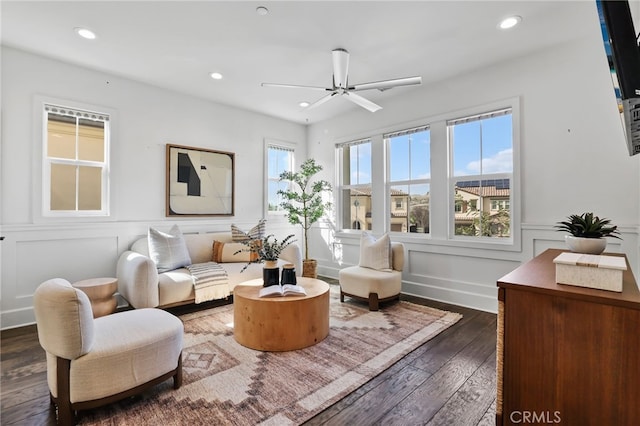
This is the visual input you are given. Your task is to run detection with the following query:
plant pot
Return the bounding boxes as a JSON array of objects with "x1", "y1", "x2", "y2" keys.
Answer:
[
  {"x1": 565, "y1": 235, "x2": 607, "y2": 255},
  {"x1": 302, "y1": 259, "x2": 317, "y2": 278},
  {"x1": 263, "y1": 260, "x2": 280, "y2": 287},
  {"x1": 281, "y1": 263, "x2": 297, "y2": 285}
]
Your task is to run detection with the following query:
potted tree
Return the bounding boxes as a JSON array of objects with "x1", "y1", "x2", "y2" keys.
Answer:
[
  {"x1": 278, "y1": 159, "x2": 332, "y2": 278},
  {"x1": 555, "y1": 212, "x2": 621, "y2": 254}
]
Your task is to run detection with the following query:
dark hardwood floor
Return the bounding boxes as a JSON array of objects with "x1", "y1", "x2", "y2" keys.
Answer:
[{"x1": 1, "y1": 279, "x2": 497, "y2": 425}]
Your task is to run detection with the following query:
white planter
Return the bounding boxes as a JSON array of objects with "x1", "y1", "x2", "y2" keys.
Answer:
[{"x1": 565, "y1": 235, "x2": 607, "y2": 254}]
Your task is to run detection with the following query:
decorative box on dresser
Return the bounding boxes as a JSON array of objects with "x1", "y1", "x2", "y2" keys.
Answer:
[{"x1": 496, "y1": 249, "x2": 640, "y2": 425}]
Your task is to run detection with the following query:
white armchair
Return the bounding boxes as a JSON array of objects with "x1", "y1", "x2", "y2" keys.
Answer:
[
  {"x1": 339, "y1": 241, "x2": 404, "y2": 311},
  {"x1": 33, "y1": 278, "x2": 184, "y2": 425}
]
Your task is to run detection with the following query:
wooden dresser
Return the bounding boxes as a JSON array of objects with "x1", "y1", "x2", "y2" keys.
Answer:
[{"x1": 496, "y1": 249, "x2": 640, "y2": 425}]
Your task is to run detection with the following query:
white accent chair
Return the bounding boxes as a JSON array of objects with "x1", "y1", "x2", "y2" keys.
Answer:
[
  {"x1": 33, "y1": 278, "x2": 184, "y2": 425},
  {"x1": 339, "y1": 242, "x2": 405, "y2": 310}
]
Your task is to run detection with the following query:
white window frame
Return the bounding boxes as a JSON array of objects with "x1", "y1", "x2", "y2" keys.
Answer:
[
  {"x1": 335, "y1": 138, "x2": 373, "y2": 232},
  {"x1": 446, "y1": 103, "x2": 519, "y2": 247},
  {"x1": 385, "y1": 125, "x2": 431, "y2": 235},
  {"x1": 332, "y1": 97, "x2": 520, "y2": 251},
  {"x1": 35, "y1": 98, "x2": 116, "y2": 221},
  {"x1": 264, "y1": 139, "x2": 296, "y2": 217}
]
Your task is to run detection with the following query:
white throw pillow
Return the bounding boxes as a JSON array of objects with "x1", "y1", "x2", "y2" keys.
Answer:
[
  {"x1": 359, "y1": 232, "x2": 392, "y2": 271},
  {"x1": 148, "y1": 225, "x2": 192, "y2": 273}
]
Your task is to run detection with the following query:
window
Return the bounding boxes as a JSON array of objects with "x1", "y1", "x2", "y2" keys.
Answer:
[
  {"x1": 43, "y1": 104, "x2": 110, "y2": 217},
  {"x1": 449, "y1": 108, "x2": 512, "y2": 238},
  {"x1": 333, "y1": 98, "x2": 518, "y2": 248},
  {"x1": 266, "y1": 143, "x2": 294, "y2": 213},
  {"x1": 385, "y1": 126, "x2": 430, "y2": 234},
  {"x1": 336, "y1": 139, "x2": 372, "y2": 231}
]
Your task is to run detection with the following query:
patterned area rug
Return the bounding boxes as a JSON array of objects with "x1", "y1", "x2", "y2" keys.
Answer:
[{"x1": 79, "y1": 287, "x2": 461, "y2": 425}]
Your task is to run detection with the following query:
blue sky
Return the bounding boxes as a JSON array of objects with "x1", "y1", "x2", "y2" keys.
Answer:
[
  {"x1": 452, "y1": 114, "x2": 513, "y2": 176},
  {"x1": 268, "y1": 112, "x2": 512, "y2": 205},
  {"x1": 353, "y1": 113, "x2": 512, "y2": 185}
]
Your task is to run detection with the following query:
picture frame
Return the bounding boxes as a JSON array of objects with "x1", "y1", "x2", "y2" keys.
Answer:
[{"x1": 166, "y1": 144, "x2": 234, "y2": 216}]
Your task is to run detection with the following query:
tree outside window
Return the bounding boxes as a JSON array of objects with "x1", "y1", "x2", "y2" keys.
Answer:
[{"x1": 386, "y1": 126, "x2": 430, "y2": 234}]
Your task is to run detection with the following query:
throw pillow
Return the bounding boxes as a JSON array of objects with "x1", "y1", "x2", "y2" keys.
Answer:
[
  {"x1": 148, "y1": 225, "x2": 192, "y2": 273},
  {"x1": 212, "y1": 240, "x2": 259, "y2": 263},
  {"x1": 359, "y1": 232, "x2": 392, "y2": 271},
  {"x1": 231, "y1": 219, "x2": 266, "y2": 242}
]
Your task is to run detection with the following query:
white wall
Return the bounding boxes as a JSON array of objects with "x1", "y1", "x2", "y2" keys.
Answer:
[
  {"x1": 0, "y1": 47, "x2": 306, "y2": 329},
  {"x1": 306, "y1": 6, "x2": 640, "y2": 312}
]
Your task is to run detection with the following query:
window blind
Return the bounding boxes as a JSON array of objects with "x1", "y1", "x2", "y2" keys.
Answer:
[
  {"x1": 447, "y1": 108, "x2": 511, "y2": 126},
  {"x1": 45, "y1": 104, "x2": 109, "y2": 122},
  {"x1": 384, "y1": 124, "x2": 429, "y2": 139},
  {"x1": 336, "y1": 138, "x2": 371, "y2": 149}
]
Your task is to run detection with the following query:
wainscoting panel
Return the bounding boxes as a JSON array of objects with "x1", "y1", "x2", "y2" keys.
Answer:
[
  {"x1": 1, "y1": 220, "x2": 302, "y2": 330},
  {"x1": 16, "y1": 237, "x2": 118, "y2": 296},
  {"x1": 2, "y1": 234, "x2": 120, "y2": 329},
  {"x1": 316, "y1": 224, "x2": 640, "y2": 315}
]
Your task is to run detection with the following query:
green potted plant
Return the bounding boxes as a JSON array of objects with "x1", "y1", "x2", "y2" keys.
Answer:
[
  {"x1": 278, "y1": 159, "x2": 332, "y2": 278},
  {"x1": 555, "y1": 212, "x2": 621, "y2": 254},
  {"x1": 235, "y1": 234, "x2": 296, "y2": 286}
]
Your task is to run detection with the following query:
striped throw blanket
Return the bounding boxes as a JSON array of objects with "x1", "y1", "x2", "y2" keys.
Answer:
[{"x1": 186, "y1": 262, "x2": 230, "y2": 304}]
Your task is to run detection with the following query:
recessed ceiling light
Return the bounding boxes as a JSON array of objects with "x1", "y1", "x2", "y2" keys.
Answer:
[
  {"x1": 299, "y1": 101, "x2": 310, "y2": 108},
  {"x1": 499, "y1": 16, "x2": 522, "y2": 30},
  {"x1": 74, "y1": 27, "x2": 96, "y2": 40},
  {"x1": 256, "y1": 6, "x2": 269, "y2": 16},
  {"x1": 210, "y1": 72, "x2": 223, "y2": 80}
]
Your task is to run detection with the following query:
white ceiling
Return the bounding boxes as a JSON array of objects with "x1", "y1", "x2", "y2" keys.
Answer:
[{"x1": 2, "y1": 1, "x2": 598, "y2": 124}]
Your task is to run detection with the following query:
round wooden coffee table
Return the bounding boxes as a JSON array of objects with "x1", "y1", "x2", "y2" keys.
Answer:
[{"x1": 233, "y1": 277, "x2": 330, "y2": 351}]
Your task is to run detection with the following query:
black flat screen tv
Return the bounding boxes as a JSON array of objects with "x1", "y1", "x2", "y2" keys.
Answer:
[{"x1": 596, "y1": 0, "x2": 640, "y2": 156}]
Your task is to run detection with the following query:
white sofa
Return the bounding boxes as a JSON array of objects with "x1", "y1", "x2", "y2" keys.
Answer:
[{"x1": 117, "y1": 232, "x2": 302, "y2": 309}]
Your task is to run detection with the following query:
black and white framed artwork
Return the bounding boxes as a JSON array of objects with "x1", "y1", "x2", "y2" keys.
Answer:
[{"x1": 166, "y1": 144, "x2": 234, "y2": 216}]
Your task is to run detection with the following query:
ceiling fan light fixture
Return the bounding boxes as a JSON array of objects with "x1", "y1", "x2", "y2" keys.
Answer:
[
  {"x1": 74, "y1": 27, "x2": 96, "y2": 40},
  {"x1": 256, "y1": 6, "x2": 269, "y2": 16},
  {"x1": 499, "y1": 15, "x2": 522, "y2": 30},
  {"x1": 261, "y1": 48, "x2": 421, "y2": 113}
]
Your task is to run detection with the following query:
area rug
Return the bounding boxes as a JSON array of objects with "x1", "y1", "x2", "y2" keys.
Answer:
[{"x1": 78, "y1": 287, "x2": 461, "y2": 425}]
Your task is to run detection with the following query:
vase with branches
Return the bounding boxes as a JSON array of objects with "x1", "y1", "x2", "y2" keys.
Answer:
[
  {"x1": 235, "y1": 234, "x2": 297, "y2": 272},
  {"x1": 277, "y1": 159, "x2": 332, "y2": 277}
]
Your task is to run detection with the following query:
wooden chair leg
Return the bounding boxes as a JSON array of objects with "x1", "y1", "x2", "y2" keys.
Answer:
[
  {"x1": 368, "y1": 293, "x2": 379, "y2": 311},
  {"x1": 173, "y1": 353, "x2": 183, "y2": 389},
  {"x1": 340, "y1": 291, "x2": 345, "y2": 303},
  {"x1": 56, "y1": 357, "x2": 74, "y2": 426}
]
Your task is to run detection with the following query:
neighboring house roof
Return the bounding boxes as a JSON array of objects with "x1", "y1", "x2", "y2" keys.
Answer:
[
  {"x1": 457, "y1": 186, "x2": 510, "y2": 197},
  {"x1": 350, "y1": 187, "x2": 409, "y2": 196},
  {"x1": 455, "y1": 212, "x2": 478, "y2": 223},
  {"x1": 456, "y1": 179, "x2": 510, "y2": 197}
]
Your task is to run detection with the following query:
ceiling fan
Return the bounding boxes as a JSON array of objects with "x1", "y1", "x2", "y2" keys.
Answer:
[{"x1": 261, "y1": 48, "x2": 422, "y2": 113}]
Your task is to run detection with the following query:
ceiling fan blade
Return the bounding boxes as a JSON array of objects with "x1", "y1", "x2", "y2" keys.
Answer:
[
  {"x1": 306, "y1": 92, "x2": 339, "y2": 110},
  {"x1": 261, "y1": 82, "x2": 329, "y2": 91},
  {"x1": 350, "y1": 76, "x2": 422, "y2": 92},
  {"x1": 343, "y1": 92, "x2": 382, "y2": 112},
  {"x1": 332, "y1": 48, "x2": 349, "y2": 89}
]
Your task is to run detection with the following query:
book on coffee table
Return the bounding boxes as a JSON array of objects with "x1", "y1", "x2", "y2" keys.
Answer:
[{"x1": 259, "y1": 284, "x2": 307, "y2": 298}]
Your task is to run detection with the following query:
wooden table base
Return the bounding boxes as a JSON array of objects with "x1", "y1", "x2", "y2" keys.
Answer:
[{"x1": 233, "y1": 278, "x2": 330, "y2": 351}]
